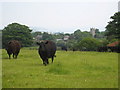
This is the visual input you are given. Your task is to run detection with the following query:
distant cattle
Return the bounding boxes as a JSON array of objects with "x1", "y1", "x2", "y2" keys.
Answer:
[
  {"x1": 72, "y1": 48, "x2": 77, "y2": 52},
  {"x1": 37, "y1": 40, "x2": 56, "y2": 66},
  {"x1": 97, "y1": 46, "x2": 120, "y2": 53},
  {"x1": 6, "y1": 40, "x2": 21, "y2": 59},
  {"x1": 108, "y1": 46, "x2": 120, "y2": 53},
  {"x1": 97, "y1": 46, "x2": 108, "y2": 52},
  {"x1": 61, "y1": 46, "x2": 67, "y2": 51}
]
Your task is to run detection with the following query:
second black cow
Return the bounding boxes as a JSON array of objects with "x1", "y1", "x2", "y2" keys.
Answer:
[
  {"x1": 6, "y1": 40, "x2": 21, "y2": 59},
  {"x1": 37, "y1": 40, "x2": 56, "y2": 66}
]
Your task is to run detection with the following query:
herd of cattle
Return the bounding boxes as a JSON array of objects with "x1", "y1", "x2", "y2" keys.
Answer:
[
  {"x1": 97, "y1": 46, "x2": 120, "y2": 53},
  {"x1": 5, "y1": 40, "x2": 56, "y2": 66},
  {"x1": 5, "y1": 40, "x2": 120, "y2": 66}
]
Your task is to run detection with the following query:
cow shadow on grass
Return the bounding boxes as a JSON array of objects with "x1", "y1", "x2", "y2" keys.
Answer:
[
  {"x1": 2, "y1": 57, "x2": 19, "y2": 60},
  {"x1": 32, "y1": 62, "x2": 55, "y2": 67},
  {"x1": 34, "y1": 63, "x2": 44, "y2": 66},
  {"x1": 28, "y1": 62, "x2": 45, "y2": 67}
]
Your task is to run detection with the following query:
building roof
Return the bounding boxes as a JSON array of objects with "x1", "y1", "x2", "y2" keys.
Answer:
[
  {"x1": 107, "y1": 41, "x2": 120, "y2": 47},
  {"x1": 64, "y1": 35, "x2": 69, "y2": 41}
]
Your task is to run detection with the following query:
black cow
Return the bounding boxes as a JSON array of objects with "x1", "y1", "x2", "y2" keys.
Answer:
[
  {"x1": 108, "y1": 46, "x2": 120, "y2": 53},
  {"x1": 61, "y1": 46, "x2": 67, "y2": 51},
  {"x1": 72, "y1": 48, "x2": 77, "y2": 52},
  {"x1": 6, "y1": 40, "x2": 21, "y2": 59},
  {"x1": 97, "y1": 46, "x2": 108, "y2": 52},
  {"x1": 37, "y1": 40, "x2": 56, "y2": 66}
]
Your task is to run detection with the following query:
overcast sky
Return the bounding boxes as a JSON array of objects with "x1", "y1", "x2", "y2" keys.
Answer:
[{"x1": 0, "y1": 0, "x2": 119, "y2": 33}]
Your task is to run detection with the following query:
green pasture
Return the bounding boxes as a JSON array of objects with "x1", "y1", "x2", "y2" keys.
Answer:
[{"x1": 2, "y1": 48, "x2": 118, "y2": 88}]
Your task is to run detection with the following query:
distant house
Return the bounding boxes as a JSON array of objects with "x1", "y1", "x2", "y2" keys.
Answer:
[
  {"x1": 107, "y1": 41, "x2": 120, "y2": 53},
  {"x1": 64, "y1": 35, "x2": 69, "y2": 41},
  {"x1": 107, "y1": 41, "x2": 120, "y2": 47},
  {"x1": 56, "y1": 39, "x2": 62, "y2": 41},
  {"x1": 35, "y1": 35, "x2": 42, "y2": 41}
]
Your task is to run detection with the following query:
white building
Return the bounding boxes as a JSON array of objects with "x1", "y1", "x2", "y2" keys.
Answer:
[
  {"x1": 64, "y1": 35, "x2": 69, "y2": 41},
  {"x1": 90, "y1": 28, "x2": 96, "y2": 38},
  {"x1": 56, "y1": 39, "x2": 62, "y2": 41},
  {"x1": 35, "y1": 35, "x2": 42, "y2": 41}
]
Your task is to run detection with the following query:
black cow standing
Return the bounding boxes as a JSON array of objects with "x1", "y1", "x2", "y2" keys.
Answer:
[
  {"x1": 37, "y1": 40, "x2": 56, "y2": 66},
  {"x1": 61, "y1": 46, "x2": 67, "y2": 51},
  {"x1": 6, "y1": 40, "x2": 21, "y2": 59},
  {"x1": 97, "y1": 46, "x2": 108, "y2": 52}
]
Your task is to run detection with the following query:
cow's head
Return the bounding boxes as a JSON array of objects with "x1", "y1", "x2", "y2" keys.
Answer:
[
  {"x1": 36, "y1": 41, "x2": 48, "y2": 51},
  {"x1": 5, "y1": 41, "x2": 12, "y2": 51}
]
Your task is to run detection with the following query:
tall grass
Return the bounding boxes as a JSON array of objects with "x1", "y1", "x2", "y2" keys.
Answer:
[
  {"x1": 2, "y1": 49, "x2": 118, "y2": 88},
  {"x1": 47, "y1": 62, "x2": 70, "y2": 75}
]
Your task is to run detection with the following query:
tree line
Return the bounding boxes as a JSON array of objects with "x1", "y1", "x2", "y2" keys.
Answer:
[{"x1": 2, "y1": 12, "x2": 120, "y2": 51}]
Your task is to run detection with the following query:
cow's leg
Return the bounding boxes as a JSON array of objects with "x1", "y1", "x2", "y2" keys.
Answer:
[
  {"x1": 43, "y1": 60, "x2": 47, "y2": 66},
  {"x1": 13, "y1": 54, "x2": 15, "y2": 59},
  {"x1": 15, "y1": 54, "x2": 17, "y2": 59},
  {"x1": 52, "y1": 57, "x2": 54, "y2": 63},
  {"x1": 15, "y1": 53, "x2": 18, "y2": 59},
  {"x1": 13, "y1": 53, "x2": 17, "y2": 59},
  {"x1": 7, "y1": 52, "x2": 11, "y2": 59},
  {"x1": 47, "y1": 59, "x2": 49, "y2": 64},
  {"x1": 9, "y1": 54, "x2": 11, "y2": 59},
  {"x1": 16, "y1": 51, "x2": 20, "y2": 59},
  {"x1": 14, "y1": 51, "x2": 19, "y2": 59}
]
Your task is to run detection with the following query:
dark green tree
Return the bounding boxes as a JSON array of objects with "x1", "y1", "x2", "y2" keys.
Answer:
[
  {"x1": 31, "y1": 31, "x2": 42, "y2": 37},
  {"x1": 54, "y1": 33, "x2": 64, "y2": 39},
  {"x1": 73, "y1": 29, "x2": 82, "y2": 41},
  {"x1": 2, "y1": 23, "x2": 33, "y2": 48},
  {"x1": 78, "y1": 38, "x2": 100, "y2": 51},
  {"x1": 66, "y1": 39, "x2": 77, "y2": 50},
  {"x1": 73, "y1": 29, "x2": 92, "y2": 41},
  {"x1": 56, "y1": 40, "x2": 65, "y2": 47},
  {"x1": 42, "y1": 32, "x2": 55, "y2": 41},
  {"x1": 105, "y1": 12, "x2": 120, "y2": 40}
]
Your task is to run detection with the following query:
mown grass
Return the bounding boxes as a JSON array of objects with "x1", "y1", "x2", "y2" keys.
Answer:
[{"x1": 2, "y1": 48, "x2": 118, "y2": 88}]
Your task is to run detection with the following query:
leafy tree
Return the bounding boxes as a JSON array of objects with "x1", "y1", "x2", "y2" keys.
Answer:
[
  {"x1": 56, "y1": 40, "x2": 65, "y2": 47},
  {"x1": 31, "y1": 31, "x2": 42, "y2": 37},
  {"x1": 95, "y1": 29, "x2": 100, "y2": 33},
  {"x1": 42, "y1": 32, "x2": 55, "y2": 41},
  {"x1": 99, "y1": 39, "x2": 109, "y2": 47},
  {"x1": 2, "y1": 23, "x2": 33, "y2": 48},
  {"x1": 66, "y1": 40, "x2": 77, "y2": 50},
  {"x1": 95, "y1": 31, "x2": 106, "y2": 39},
  {"x1": 78, "y1": 38, "x2": 100, "y2": 51},
  {"x1": 82, "y1": 31, "x2": 92, "y2": 38},
  {"x1": 73, "y1": 29, "x2": 92, "y2": 41},
  {"x1": 54, "y1": 33, "x2": 64, "y2": 39},
  {"x1": 105, "y1": 12, "x2": 120, "y2": 40},
  {"x1": 73, "y1": 29, "x2": 82, "y2": 41}
]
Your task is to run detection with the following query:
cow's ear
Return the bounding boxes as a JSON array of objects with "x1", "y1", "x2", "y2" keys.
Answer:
[
  {"x1": 45, "y1": 41, "x2": 48, "y2": 44},
  {"x1": 36, "y1": 42, "x2": 40, "y2": 45}
]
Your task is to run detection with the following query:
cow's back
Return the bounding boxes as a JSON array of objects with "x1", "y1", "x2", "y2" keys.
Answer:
[
  {"x1": 7, "y1": 40, "x2": 21, "y2": 53},
  {"x1": 45, "y1": 41, "x2": 56, "y2": 58}
]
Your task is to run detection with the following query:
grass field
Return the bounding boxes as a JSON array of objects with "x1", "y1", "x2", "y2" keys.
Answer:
[{"x1": 2, "y1": 48, "x2": 118, "y2": 88}]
